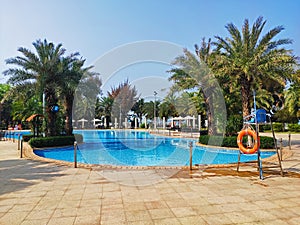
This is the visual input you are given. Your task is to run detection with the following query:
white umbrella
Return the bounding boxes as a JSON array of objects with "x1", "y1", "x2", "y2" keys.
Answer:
[
  {"x1": 92, "y1": 118, "x2": 101, "y2": 126},
  {"x1": 173, "y1": 116, "x2": 184, "y2": 120},
  {"x1": 184, "y1": 116, "x2": 195, "y2": 127},
  {"x1": 171, "y1": 116, "x2": 184, "y2": 128},
  {"x1": 78, "y1": 118, "x2": 88, "y2": 128}
]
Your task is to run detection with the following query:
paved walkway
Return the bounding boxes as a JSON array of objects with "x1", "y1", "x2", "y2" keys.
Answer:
[{"x1": 0, "y1": 139, "x2": 300, "y2": 225}]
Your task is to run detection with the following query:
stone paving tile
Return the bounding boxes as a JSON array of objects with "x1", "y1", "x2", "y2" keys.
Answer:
[
  {"x1": 170, "y1": 206, "x2": 198, "y2": 217},
  {"x1": 0, "y1": 211, "x2": 29, "y2": 225},
  {"x1": 262, "y1": 219, "x2": 289, "y2": 225},
  {"x1": 145, "y1": 201, "x2": 168, "y2": 210},
  {"x1": 192, "y1": 204, "x2": 223, "y2": 215},
  {"x1": 178, "y1": 216, "x2": 208, "y2": 225},
  {"x1": 102, "y1": 203, "x2": 123, "y2": 211},
  {"x1": 153, "y1": 217, "x2": 182, "y2": 225},
  {"x1": 224, "y1": 211, "x2": 260, "y2": 224},
  {"x1": 56, "y1": 199, "x2": 81, "y2": 209},
  {"x1": 24, "y1": 209, "x2": 55, "y2": 220},
  {"x1": 73, "y1": 215, "x2": 101, "y2": 225},
  {"x1": 148, "y1": 208, "x2": 174, "y2": 219},
  {"x1": 100, "y1": 209, "x2": 126, "y2": 223},
  {"x1": 127, "y1": 220, "x2": 154, "y2": 225},
  {"x1": 123, "y1": 202, "x2": 147, "y2": 211},
  {"x1": 201, "y1": 213, "x2": 234, "y2": 225},
  {"x1": 268, "y1": 207, "x2": 299, "y2": 220},
  {"x1": 20, "y1": 218, "x2": 50, "y2": 225},
  {"x1": 125, "y1": 210, "x2": 152, "y2": 222},
  {"x1": 77, "y1": 206, "x2": 101, "y2": 216},
  {"x1": 0, "y1": 204, "x2": 13, "y2": 213},
  {"x1": 47, "y1": 216, "x2": 76, "y2": 225},
  {"x1": 9, "y1": 204, "x2": 35, "y2": 213}
]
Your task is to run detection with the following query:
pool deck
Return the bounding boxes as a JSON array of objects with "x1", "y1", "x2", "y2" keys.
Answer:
[{"x1": 0, "y1": 136, "x2": 300, "y2": 224}]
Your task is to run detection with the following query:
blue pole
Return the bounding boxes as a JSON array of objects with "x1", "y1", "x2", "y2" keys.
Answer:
[{"x1": 253, "y1": 90, "x2": 263, "y2": 180}]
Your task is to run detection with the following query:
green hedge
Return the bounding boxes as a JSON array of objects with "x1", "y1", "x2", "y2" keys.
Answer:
[
  {"x1": 29, "y1": 134, "x2": 83, "y2": 148},
  {"x1": 272, "y1": 123, "x2": 284, "y2": 132},
  {"x1": 199, "y1": 135, "x2": 274, "y2": 149},
  {"x1": 288, "y1": 124, "x2": 300, "y2": 132},
  {"x1": 22, "y1": 134, "x2": 35, "y2": 142}
]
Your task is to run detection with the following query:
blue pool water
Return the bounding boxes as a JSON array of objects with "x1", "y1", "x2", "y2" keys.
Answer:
[
  {"x1": 3, "y1": 130, "x2": 31, "y2": 140},
  {"x1": 33, "y1": 130, "x2": 275, "y2": 166}
]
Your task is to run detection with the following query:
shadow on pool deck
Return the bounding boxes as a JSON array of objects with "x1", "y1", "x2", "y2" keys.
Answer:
[{"x1": 0, "y1": 159, "x2": 66, "y2": 195}]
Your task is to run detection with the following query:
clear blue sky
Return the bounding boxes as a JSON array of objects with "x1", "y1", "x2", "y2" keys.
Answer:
[{"x1": 1, "y1": 0, "x2": 299, "y2": 88}]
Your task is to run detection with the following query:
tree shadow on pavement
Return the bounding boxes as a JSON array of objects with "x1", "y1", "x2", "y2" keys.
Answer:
[{"x1": 0, "y1": 159, "x2": 67, "y2": 195}]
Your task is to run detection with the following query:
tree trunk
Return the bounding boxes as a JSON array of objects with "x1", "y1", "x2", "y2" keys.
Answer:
[
  {"x1": 105, "y1": 115, "x2": 110, "y2": 128},
  {"x1": 46, "y1": 106, "x2": 57, "y2": 136},
  {"x1": 240, "y1": 76, "x2": 251, "y2": 118},
  {"x1": 205, "y1": 95, "x2": 217, "y2": 135},
  {"x1": 64, "y1": 95, "x2": 74, "y2": 136},
  {"x1": 45, "y1": 90, "x2": 58, "y2": 137}
]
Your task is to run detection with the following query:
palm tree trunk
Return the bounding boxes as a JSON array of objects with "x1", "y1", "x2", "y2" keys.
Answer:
[
  {"x1": 240, "y1": 76, "x2": 251, "y2": 117},
  {"x1": 205, "y1": 96, "x2": 217, "y2": 135},
  {"x1": 64, "y1": 95, "x2": 74, "y2": 136},
  {"x1": 46, "y1": 107, "x2": 57, "y2": 136},
  {"x1": 45, "y1": 90, "x2": 58, "y2": 137}
]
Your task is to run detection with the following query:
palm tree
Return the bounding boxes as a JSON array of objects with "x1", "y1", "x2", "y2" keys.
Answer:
[
  {"x1": 99, "y1": 96, "x2": 114, "y2": 128},
  {"x1": 285, "y1": 80, "x2": 300, "y2": 118},
  {"x1": 58, "y1": 55, "x2": 100, "y2": 135},
  {"x1": 4, "y1": 39, "x2": 65, "y2": 136},
  {"x1": 213, "y1": 16, "x2": 297, "y2": 117},
  {"x1": 72, "y1": 75, "x2": 102, "y2": 128},
  {"x1": 170, "y1": 41, "x2": 226, "y2": 135},
  {"x1": 131, "y1": 98, "x2": 145, "y2": 122}
]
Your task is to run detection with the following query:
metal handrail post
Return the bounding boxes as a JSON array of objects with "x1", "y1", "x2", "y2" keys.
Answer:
[
  {"x1": 288, "y1": 133, "x2": 291, "y2": 150},
  {"x1": 74, "y1": 141, "x2": 77, "y2": 168},
  {"x1": 20, "y1": 139, "x2": 23, "y2": 158},
  {"x1": 18, "y1": 134, "x2": 21, "y2": 150},
  {"x1": 189, "y1": 142, "x2": 193, "y2": 172}
]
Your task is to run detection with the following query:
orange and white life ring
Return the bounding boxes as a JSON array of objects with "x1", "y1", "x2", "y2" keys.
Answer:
[{"x1": 237, "y1": 129, "x2": 259, "y2": 154}]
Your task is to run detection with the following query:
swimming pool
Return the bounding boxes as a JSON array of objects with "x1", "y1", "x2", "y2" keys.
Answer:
[{"x1": 33, "y1": 130, "x2": 275, "y2": 166}]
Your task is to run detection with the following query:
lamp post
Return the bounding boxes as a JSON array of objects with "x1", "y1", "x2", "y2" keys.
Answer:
[{"x1": 154, "y1": 91, "x2": 157, "y2": 129}]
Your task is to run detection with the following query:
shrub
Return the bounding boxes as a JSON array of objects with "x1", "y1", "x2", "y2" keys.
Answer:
[
  {"x1": 259, "y1": 124, "x2": 271, "y2": 132},
  {"x1": 288, "y1": 124, "x2": 300, "y2": 132},
  {"x1": 29, "y1": 134, "x2": 83, "y2": 148},
  {"x1": 140, "y1": 123, "x2": 146, "y2": 129},
  {"x1": 199, "y1": 135, "x2": 209, "y2": 145},
  {"x1": 272, "y1": 122, "x2": 284, "y2": 132},
  {"x1": 226, "y1": 115, "x2": 243, "y2": 136},
  {"x1": 259, "y1": 136, "x2": 275, "y2": 149},
  {"x1": 221, "y1": 136, "x2": 238, "y2": 147},
  {"x1": 199, "y1": 135, "x2": 274, "y2": 149}
]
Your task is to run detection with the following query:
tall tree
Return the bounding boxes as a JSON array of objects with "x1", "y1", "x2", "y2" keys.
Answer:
[
  {"x1": 170, "y1": 38, "x2": 225, "y2": 135},
  {"x1": 58, "y1": 55, "x2": 101, "y2": 135},
  {"x1": 131, "y1": 98, "x2": 145, "y2": 122},
  {"x1": 108, "y1": 80, "x2": 139, "y2": 127},
  {"x1": 4, "y1": 39, "x2": 65, "y2": 136},
  {"x1": 0, "y1": 84, "x2": 12, "y2": 128},
  {"x1": 213, "y1": 16, "x2": 297, "y2": 117},
  {"x1": 98, "y1": 96, "x2": 114, "y2": 128},
  {"x1": 285, "y1": 77, "x2": 300, "y2": 119}
]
